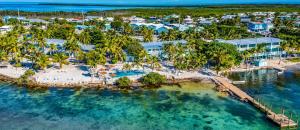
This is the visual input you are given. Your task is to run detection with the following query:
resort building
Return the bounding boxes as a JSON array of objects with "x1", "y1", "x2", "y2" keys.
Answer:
[
  {"x1": 66, "y1": 18, "x2": 84, "y2": 23},
  {"x1": 105, "y1": 17, "x2": 114, "y2": 22},
  {"x1": 221, "y1": 15, "x2": 237, "y2": 20},
  {"x1": 2, "y1": 16, "x2": 26, "y2": 23},
  {"x1": 26, "y1": 18, "x2": 49, "y2": 24},
  {"x1": 167, "y1": 24, "x2": 194, "y2": 31},
  {"x1": 75, "y1": 25, "x2": 93, "y2": 30},
  {"x1": 142, "y1": 40, "x2": 187, "y2": 57},
  {"x1": 295, "y1": 21, "x2": 300, "y2": 27},
  {"x1": 129, "y1": 16, "x2": 146, "y2": 24},
  {"x1": 240, "y1": 16, "x2": 251, "y2": 23},
  {"x1": 126, "y1": 40, "x2": 187, "y2": 62},
  {"x1": 45, "y1": 39, "x2": 95, "y2": 53},
  {"x1": 85, "y1": 16, "x2": 103, "y2": 21},
  {"x1": 183, "y1": 16, "x2": 193, "y2": 25},
  {"x1": 248, "y1": 22, "x2": 268, "y2": 32},
  {"x1": 218, "y1": 37, "x2": 283, "y2": 59},
  {"x1": 130, "y1": 23, "x2": 171, "y2": 34},
  {"x1": 0, "y1": 25, "x2": 12, "y2": 34}
]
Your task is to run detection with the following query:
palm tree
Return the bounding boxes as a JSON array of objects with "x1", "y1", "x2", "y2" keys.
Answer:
[
  {"x1": 122, "y1": 63, "x2": 132, "y2": 71},
  {"x1": 162, "y1": 43, "x2": 176, "y2": 62},
  {"x1": 35, "y1": 29, "x2": 47, "y2": 51},
  {"x1": 144, "y1": 29, "x2": 154, "y2": 42},
  {"x1": 280, "y1": 40, "x2": 290, "y2": 58},
  {"x1": 241, "y1": 50, "x2": 252, "y2": 69},
  {"x1": 35, "y1": 54, "x2": 50, "y2": 70},
  {"x1": 64, "y1": 37, "x2": 80, "y2": 58},
  {"x1": 49, "y1": 43, "x2": 58, "y2": 55},
  {"x1": 147, "y1": 55, "x2": 161, "y2": 71},
  {"x1": 255, "y1": 43, "x2": 266, "y2": 60},
  {"x1": 78, "y1": 30, "x2": 91, "y2": 44},
  {"x1": 123, "y1": 23, "x2": 133, "y2": 35},
  {"x1": 0, "y1": 50, "x2": 8, "y2": 64},
  {"x1": 52, "y1": 53, "x2": 69, "y2": 69},
  {"x1": 86, "y1": 50, "x2": 107, "y2": 79}
]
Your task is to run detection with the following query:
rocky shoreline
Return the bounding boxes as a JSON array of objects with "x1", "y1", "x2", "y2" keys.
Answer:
[{"x1": 0, "y1": 73, "x2": 214, "y2": 90}]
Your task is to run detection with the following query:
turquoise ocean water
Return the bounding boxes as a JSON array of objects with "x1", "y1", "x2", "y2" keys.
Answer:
[
  {"x1": 0, "y1": 2, "x2": 299, "y2": 12},
  {"x1": 0, "y1": 81, "x2": 278, "y2": 130},
  {"x1": 228, "y1": 66, "x2": 300, "y2": 129}
]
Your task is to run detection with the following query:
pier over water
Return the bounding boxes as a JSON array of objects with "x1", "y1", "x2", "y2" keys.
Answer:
[{"x1": 212, "y1": 76, "x2": 298, "y2": 128}]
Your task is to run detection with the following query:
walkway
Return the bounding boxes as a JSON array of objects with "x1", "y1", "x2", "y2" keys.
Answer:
[{"x1": 213, "y1": 76, "x2": 298, "y2": 128}]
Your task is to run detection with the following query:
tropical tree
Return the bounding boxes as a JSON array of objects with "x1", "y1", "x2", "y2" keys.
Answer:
[
  {"x1": 49, "y1": 43, "x2": 58, "y2": 55},
  {"x1": 122, "y1": 63, "x2": 132, "y2": 71},
  {"x1": 78, "y1": 29, "x2": 91, "y2": 44},
  {"x1": 52, "y1": 53, "x2": 69, "y2": 69},
  {"x1": 0, "y1": 50, "x2": 8, "y2": 64},
  {"x1": 35, "y1": 54, "x2": 50, "y2": 70},
  {"x1": 63, "y1": 35, "x2": 80, "y2": 58},
  {"x1": 147, "y1": 55, "x2": 161, "y2": 71},
  {"x1": 115, "y1": 77, "x2": 132, "y2": 89},
  {"x1": 140, "y1": 72, "x2": 166, "y2": 87},
  {"x1": 162, "y1": 43, "x2": 176, "y2": 62}
]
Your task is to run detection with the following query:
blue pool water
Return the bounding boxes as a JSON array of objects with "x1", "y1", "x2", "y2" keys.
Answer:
[{"x1": 114, "y1": 70, "x2": 145, "y2": 78}]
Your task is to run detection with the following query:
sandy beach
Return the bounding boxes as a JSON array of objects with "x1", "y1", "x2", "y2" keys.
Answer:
[{"x1": 0, "y1": 59, "x2": 299, "y2": 88}]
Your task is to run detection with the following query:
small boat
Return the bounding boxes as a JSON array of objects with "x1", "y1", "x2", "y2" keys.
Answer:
[
  {"x1": 277, "y1": 71, "x2": 284, "y2": 75},
  {"x1": 232, "y1": 81, "x2": 246, "y2": 84}
]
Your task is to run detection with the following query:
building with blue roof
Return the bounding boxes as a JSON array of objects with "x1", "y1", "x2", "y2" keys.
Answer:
[
  {"x1": 45, "y1": 39, "x2": 95, "y2": 53},
  {"x1": 75, "y1": 25, "x2": 94, "y2": 30},
  {"x1": 142, "y1": 40, "x2": 187, "y2": 56},
  {"x1": 126, "y1": 40, "x2": 187, "y2": 62},
  {"x1": 218, "y1": 37, "x2": 284, "y2": 59},
  {"x1": 3, "y1": 16, "x2": 26, "y2": 23},
  {"x1": 248, "y1": 22, "x2": 268, "y2": 32}
]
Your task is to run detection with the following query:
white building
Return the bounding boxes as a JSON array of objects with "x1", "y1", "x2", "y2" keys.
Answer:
[
  {"x1": 219, "y1": 37, "x2": 283, "y2": 59},
  {"x1": 105, "y1": 17, "x2": 114, "y2": 22},
  {"x1": 129, "y1": 16, "x2": 146, "y2": 24},
  {"x1": 183, "y1": 16, "x2": 193, "y2": 25},
  {"x1": 0, "y1": 25, "x2": 12, "y2": 34},
  {"x1": 221, "y1": 15, "x2": 237, "y2": 20}
]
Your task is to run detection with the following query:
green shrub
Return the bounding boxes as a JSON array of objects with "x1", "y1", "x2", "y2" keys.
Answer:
[
  {"x1": 116, "y1": 77, "x2": 132, "y2": 89},
  {"x1": 141, "y1": 72, "x2": 166, "y2": 87},
  {"x1": 17, "y1": 69, "x2": 35, "y2": 85}
]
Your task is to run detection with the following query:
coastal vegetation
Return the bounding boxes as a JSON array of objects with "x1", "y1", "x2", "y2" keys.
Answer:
[
  {"x1": 115, "y1": 77, "x2": 132, "y2": 89},
  {"x1": 17, "y1": 69, "x2": 35, "y2": 85},
  {"x1": 140, "y1": 72, "x2": 166, "y2": 87},
  {"x1": 1, "y1": 5, "x2": 299, "y2": 17},
  {"x1": 0, "y1": 5, "x2": 299, "y2": 88}
]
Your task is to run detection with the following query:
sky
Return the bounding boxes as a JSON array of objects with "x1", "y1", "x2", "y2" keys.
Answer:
[{"x1": 0, "y1": 0, "x2": 299, "y2": 5}]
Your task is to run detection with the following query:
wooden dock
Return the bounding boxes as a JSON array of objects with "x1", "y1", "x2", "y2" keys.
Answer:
[{"x1": 213, "y1": 76, "x2": 298, "y2": 128}]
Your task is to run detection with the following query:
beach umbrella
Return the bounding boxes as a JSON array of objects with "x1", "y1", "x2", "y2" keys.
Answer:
[
  {"x1": 99, "y1": 68, "x2": 106, "y2": 71},
  {"x1": 110, "y1": 73, "x2": 116, "y2": 77},
  {"x1": 100, "y1": 72, "x2": 107, "y2": 75}
]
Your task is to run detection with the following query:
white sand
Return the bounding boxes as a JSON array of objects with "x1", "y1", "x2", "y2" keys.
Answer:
[
  {"x1": 4, "y1": 59, "x2": 295, "y2": 86},
  {"x1": 0, "y1": 65, "x2": 28, "y2": 78},
  {"x1": 33, "y1": 64, "x2": 101, "y2": 84}
]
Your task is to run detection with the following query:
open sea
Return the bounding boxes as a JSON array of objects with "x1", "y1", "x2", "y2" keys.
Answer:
[{"x1": 0, "y1": 1, "x2": 299, "y2": 12}]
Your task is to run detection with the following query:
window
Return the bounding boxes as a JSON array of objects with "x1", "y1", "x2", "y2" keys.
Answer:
[
  {"x1": 240, "y1": 45, "x2": 248, "y2": 48},
  {"x1": 272, "y1": 42, "x2": 279, "y2": 45},
  {"x1": 249, "y1": 44, "x2": 256, "y2": 47},
  {"x1": 272, "y1": 48, "x2": 279, "y2": 52}
]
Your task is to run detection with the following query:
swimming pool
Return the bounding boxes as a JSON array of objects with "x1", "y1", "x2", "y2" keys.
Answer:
[{"x1": 114, "y1": 70, "x2": 145, "y2": 78}]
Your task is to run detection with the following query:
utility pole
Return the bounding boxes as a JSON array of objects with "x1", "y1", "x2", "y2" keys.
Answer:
[
  {"x1": 82, "y1": 11, "x2": 85, "y2": 25},
  {"x1": 17, "y1": 8, "x2": 20, "y2": 22}
]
